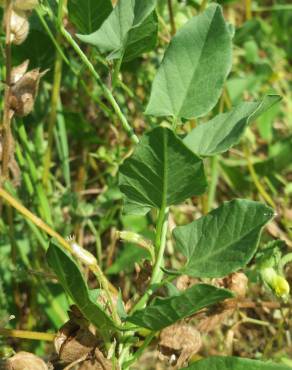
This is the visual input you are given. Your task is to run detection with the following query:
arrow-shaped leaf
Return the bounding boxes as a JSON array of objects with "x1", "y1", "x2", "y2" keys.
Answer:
[
  {"x1": 119, "y1": 127, "x2": 207, "y2": 214},
  {"x1": 77, "y1": 0, "x2": 157, "y2": 62},
  {"x1": 173, "y1": 199, "x2": 274, "y2": 278},
  {"x1": 145, "y1": 4, "x2": 232, "y2": 119},
  {"x1": 127, "y1": 284, "x2": 233, "y2": 330},
  {"x1": 183, "y1": 95, "x2": 281, "y2": 156},
  {"x1": 68, "y1": 0, "x2": 113, "y2": 34},
  {"x1": 46, "y1": 241, "x2": 116, "y2": 334}
]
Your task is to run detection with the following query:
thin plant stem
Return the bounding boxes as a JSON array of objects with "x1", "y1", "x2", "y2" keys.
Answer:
[
  {"x1": 0, "y1": 187, "x2": 117, "y2": 295},
  {"x1": 1, "y1": 0, "x2": 13, "y2": 183},
  {"x1": 42, "y1": 0, "x2": 66, "y2": 187},
  {"x1": 112, "y1": 56, "x2": 124, "y2": 88},
  {"x1": 200, "y1": 0, "x2": 209, "y2": 12},
  {"x1": 208, "y1": 155, "x2": 219, "y2": 210},
  {"x1": 131, "y1": 207, "x2": 169, "y2": 314},
  {"x1": 243, "y1": 144, "x2": 276, "y2": 209},
  {"x1": 245, "y1": 0, "x2": 252, "y2": 20},
  {"x1": 0, "y1": 328, "x2": 55, "y2": 341},
  {"x1": 167, "y1": 0, "x2": 176, "y2": 36},
  {"x1": 122, "y1": 332, "x2": 156, "y2": 369},
  {"x1": 59, "y1": 26, "x2": 139, "y2": 144}
]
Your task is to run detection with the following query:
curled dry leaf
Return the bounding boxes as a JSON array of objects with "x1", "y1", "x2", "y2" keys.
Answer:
[
  {"x1": 159, "y1": 323, "x2": 202, "y2": 369},
  {"x1": 5, "y1": 351, "x2": 48, "y2": 370},
  {"x1": 9, "y1": 65, "x2": 48, "y2": 117},
  {"x1": 7, "y1": 9, "x2": 29, "y2": 45},
  {"x1": 197, "y1": 272, "x2": 248, "y2": 333}
]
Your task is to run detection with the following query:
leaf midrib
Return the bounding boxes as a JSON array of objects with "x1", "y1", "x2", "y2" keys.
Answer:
[
  {"x1": 177, "y1": 6, "x2": 219, "y2": 117},
  {"x1": 185, "y1": 212, "x2": 267, "y2": 269}
]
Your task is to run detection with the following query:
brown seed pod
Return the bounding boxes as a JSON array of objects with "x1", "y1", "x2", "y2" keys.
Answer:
[
  {"x1": 10, "y1": 59, "x2": 29, "y2": 84},
  {"x1": 8, "y1": 9, "x2": 29, "y2": 45},
  {"x1": 9, "y1": 66, "x2": 48, "y2": 116},
  {"x1": 159, "y1": 323, "x2": 202, "y2": 369},
  {"x1": 5, "y1": 351, "x2": 48, "y2": 370},
  {"x1": 13, "y1": 0, "x2": 38, "y2": 11}
]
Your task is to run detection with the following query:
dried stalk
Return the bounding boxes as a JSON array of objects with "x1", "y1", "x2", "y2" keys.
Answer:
[{"x1": 1, "y1": 0, "x2": 13, "y2": 183}]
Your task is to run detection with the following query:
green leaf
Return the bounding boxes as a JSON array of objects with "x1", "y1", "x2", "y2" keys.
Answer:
[
  {"x1": 183, "y1": 95, "x2": 281, "y2": 156},
  {"x1": 77, "y1": 0, "x2": 158, "y2": 62},
  {"x1": 145, "y1": 4, "x2": 232, "y2": 119},
  {"x1": 119, "y1": 127, "x2": 207, "y2": 213},
  {"x1": 183, "y1": 356, "x2": 292, "y2": 370},
  {"x1": 173, "y1": 199, "x2": 274, "y2": 278},
  {"x1": 68, "y1": 0, "x2": 113, "y2": 34},
  {"x1": 46, "y1": 241, "x2": 116, "y2": 334},
  {"x1": 127, "y1": 284, "x2": 233, "y2": 330}
]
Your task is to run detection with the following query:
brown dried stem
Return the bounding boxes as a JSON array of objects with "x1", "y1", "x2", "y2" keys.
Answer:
[{"x1": 1, "y1": 0, "x2": 13, "y2": 183}]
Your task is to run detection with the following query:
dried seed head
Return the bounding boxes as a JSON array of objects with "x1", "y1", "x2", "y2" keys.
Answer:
[
  {"x1": 6, "y1": 352, "x2": 48, "y2": 370},
  {"x1": 9, "y1": 67, "x2": 48, "y2": 116},
  {"x1": 10, "y1": 60, "x2": 29, "y2": 84},
  {"x1": 8, "y1": 10, "x2": 29, "y2": 45},
  {"x1": 13, "y1": 0, "x2": 38, "y2": 11},
  {"x1": 159, "y1": 323, "x2": 202, "y2": 369}
]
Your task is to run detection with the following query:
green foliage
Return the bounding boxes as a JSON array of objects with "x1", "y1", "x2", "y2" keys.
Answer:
[
  {"x1": 146, "y1": 4, "x2": 232, "y2": 119},
  {"x1": 0, "y1": 0, "x2": 291, "y2": 368},
  {"x1": 173, "y1": 200, "x2": 274, "y2": 277},
  {"x1": 119, "y1": 127, "x2": 207, "y2": 213},
  {"x1": 68, "y1": 0, "x2": 113, "y2": 34},
  {"x1": 183, "y1": 356, "x2": 292, "y2": 370},
  {"x1": 127, "y1": 284, "x2": 233, "y2": 330},
  {"x1": 183, "y1": 95, "x2": 281, "y2": 156},
  {"x1": 46, "y1": 241, "x2": 116, "y2": 335},
  {"x1": 77, "y1": 0, "x2": 158, "y2": 62}
]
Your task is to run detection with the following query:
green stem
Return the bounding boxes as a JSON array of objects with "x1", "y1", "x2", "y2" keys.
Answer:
[
  {"x1": 208, "y1": 156, "x2": 219, "y2": 210},
  {"x1": 122, "y1": 332, "x2": 156, "y2": 369},
  {"x1": 243, "y1": 143, "x2": 276, "y2": 209},
  {"x1": 42, "y1": 0, "x2": 66, "y2": 188},
  {"x1": 167, "y1": 0, "x2": 176, "y2": 36},
  {"x1": 112, "y1": 57, "x2": 123, "y2": 89},
  {"x1": 279, "y1": 253, "x2": 292, "y2": 274},
  {"x1": 245, "y1": 0, "x2": 252, "y2": 20},
  {"x1": 59, "y1": 27, "x2": 139, "y2": 144},
  {"x1": 131, "y1": 207, "x2": 169, "y2": 314}
]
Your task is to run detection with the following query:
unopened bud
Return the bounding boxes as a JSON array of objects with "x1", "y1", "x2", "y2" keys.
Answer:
[
  {"x1": 261, "y1": 267, "x2": 290, "y2": 299},
  {"x1": 118, "y1": 231, "x2": 154, "y2": 261},
  {"x1": 70, "y1": 241, "x2": 97, "y2": 267}
]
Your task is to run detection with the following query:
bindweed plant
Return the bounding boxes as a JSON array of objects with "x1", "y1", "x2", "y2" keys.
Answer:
[{"x1": 0, "y1": 1, "x2": 291, "y2": 370}]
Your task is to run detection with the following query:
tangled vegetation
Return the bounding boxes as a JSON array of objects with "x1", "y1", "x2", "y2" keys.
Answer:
[{"x1": 0, "y1": 0, "x2": 291, "y2": 369}]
